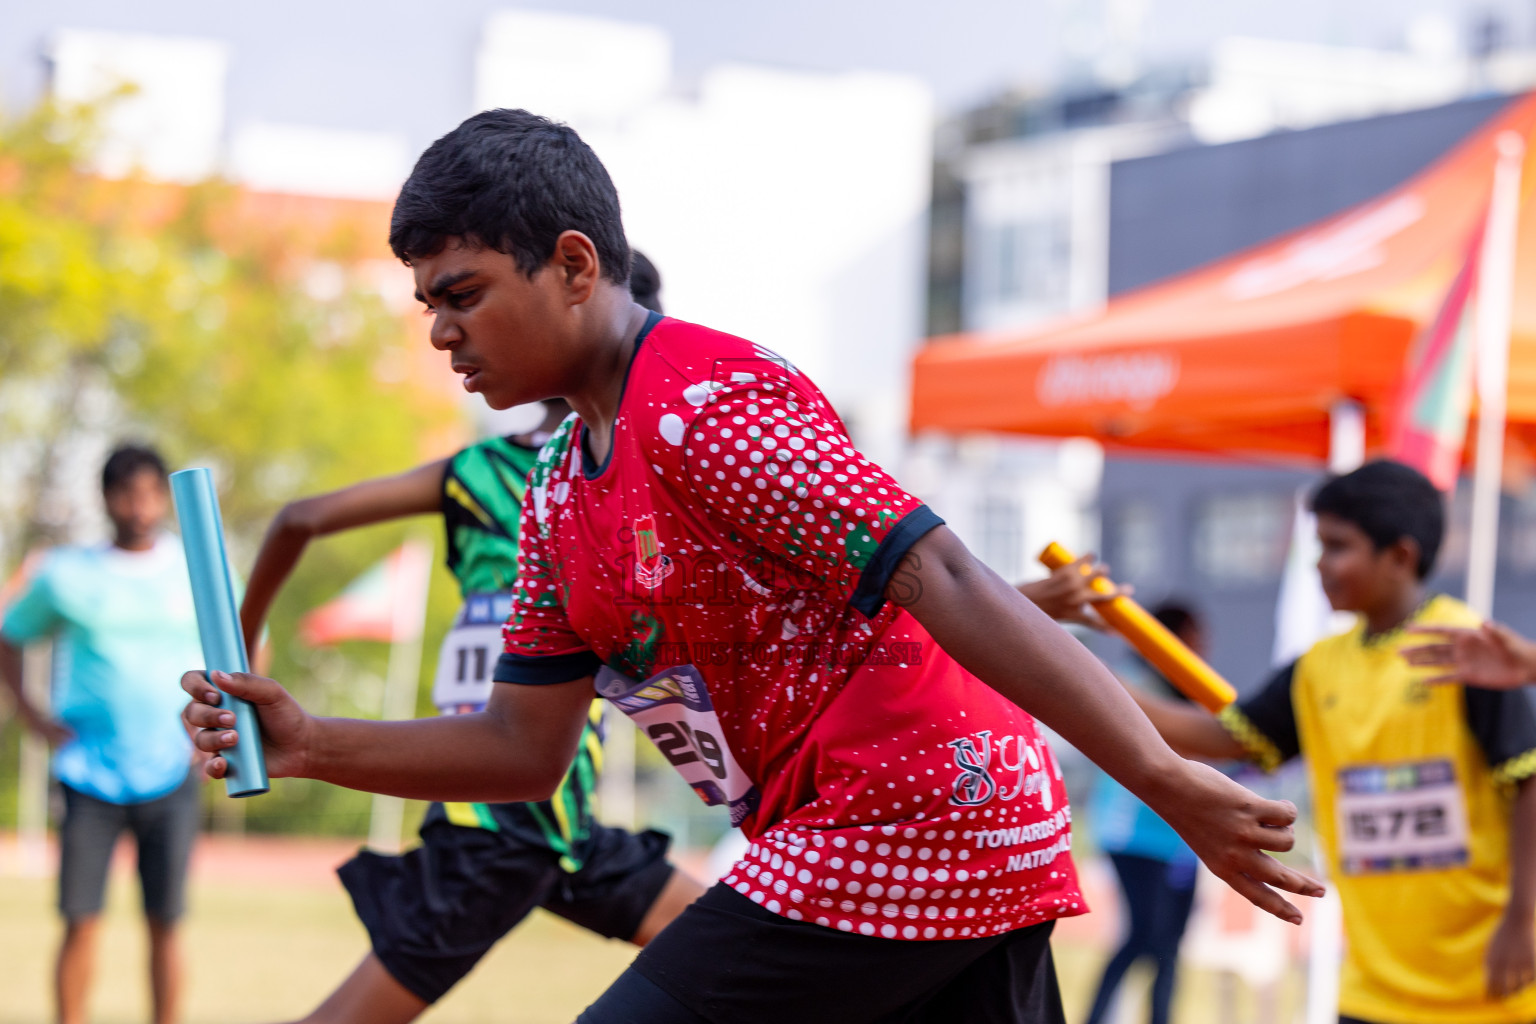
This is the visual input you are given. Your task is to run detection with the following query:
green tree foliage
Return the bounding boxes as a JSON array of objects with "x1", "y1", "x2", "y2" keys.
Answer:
[{"x1": 0, "y1": 98, "x2": 464, "y2": 836}]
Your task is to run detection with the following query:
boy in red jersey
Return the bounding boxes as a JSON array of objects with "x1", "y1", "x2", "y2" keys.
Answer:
[{"x1": 182, "y1": 109, "x2": 1321, "y2": 1023}]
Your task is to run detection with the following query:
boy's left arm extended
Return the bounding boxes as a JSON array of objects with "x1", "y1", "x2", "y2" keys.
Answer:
[{"x1": 890, "y1": 526, "x2": 1324, "y2": 925}]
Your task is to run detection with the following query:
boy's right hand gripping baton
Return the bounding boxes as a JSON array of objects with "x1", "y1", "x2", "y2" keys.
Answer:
[
  {"x1": 1038, "y1": 542, "x2": 1236, "y2": 714},
  {"x1": 170, "y1": 468, "x2": 270, "y2": 797}
]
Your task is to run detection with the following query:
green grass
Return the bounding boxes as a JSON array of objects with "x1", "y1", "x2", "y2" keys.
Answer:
[
  {"x1": 0, "y1": 867, "x2": 1306, "y2": 1023},
  {"x1": 0, "y1": 872, "x2": 637, "y2": 1024}
]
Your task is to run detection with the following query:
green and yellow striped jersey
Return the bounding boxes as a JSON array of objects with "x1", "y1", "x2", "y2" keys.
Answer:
[{"x1": 438, "y1": 433, "x2": 603, "y2": 872}]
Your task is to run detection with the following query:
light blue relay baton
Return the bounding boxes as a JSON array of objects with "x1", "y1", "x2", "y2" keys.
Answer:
[{"x1": 170, "y1": 468, "x2": 270, "y2": 797}]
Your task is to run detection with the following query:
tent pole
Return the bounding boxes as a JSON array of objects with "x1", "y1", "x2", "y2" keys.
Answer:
[
  {"x1": 1274, "y1": 399, "x2": 1361, "y2": 668},
  {"x1": 1328, "y1": 400, "x2": 1365, "y2": 474},
  {"x1": 598, "y1": 715, "x2": 638, "y2": 831},
  {"x1": 1466, "y1": 131, "x2": 1526, "y2": 619}
]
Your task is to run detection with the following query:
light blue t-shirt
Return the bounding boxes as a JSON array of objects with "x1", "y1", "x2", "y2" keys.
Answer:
[
  {"x1": 1091, "y1": 774, "x2": 1197, "y2": 866},
  {"x1": 2, "y1": 536, "x2": 203, "y2": 804}
]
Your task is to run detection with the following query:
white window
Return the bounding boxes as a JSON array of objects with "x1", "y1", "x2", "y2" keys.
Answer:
[
  {"x1": 1110, "y1": 499, "x2": 1162, "y2": 587},
  {"x1": 1191, "y1": 493, "x2": 1291, "y2": 586},
  {"x1": 984, "y1": 218, "x2": 1071, "y2": 307},
  {"x1": 978, "y1": 491, "x2": 1024, "y2": 581}
]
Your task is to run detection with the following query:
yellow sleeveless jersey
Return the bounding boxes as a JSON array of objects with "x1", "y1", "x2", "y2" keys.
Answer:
[{"x1": 1221, "y1": 595, "x2": 1536, "y2": 1024}]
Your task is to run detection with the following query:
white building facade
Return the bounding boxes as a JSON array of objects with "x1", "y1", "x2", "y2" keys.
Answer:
[
  {"x1": 475, "y1": 11, "x2": 934, "y2": 471},
  {"x1": 28, "y1": 12, "x2": 935, "y2": 494}
]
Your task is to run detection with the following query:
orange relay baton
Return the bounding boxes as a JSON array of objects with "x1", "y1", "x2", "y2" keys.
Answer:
[{"x1": 1038, "y1": 542, "x2": 1236, "y2": 713}]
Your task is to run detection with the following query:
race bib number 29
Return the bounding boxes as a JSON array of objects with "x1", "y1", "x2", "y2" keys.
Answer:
[
  {"x1": 1336, "y1": 758, "x2": 1469, "y2": 875},
  {"x1": 596, "y1": 664, "x2": 760, "y2": 827}
]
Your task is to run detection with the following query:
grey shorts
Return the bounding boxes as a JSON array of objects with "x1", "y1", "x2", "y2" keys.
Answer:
[{"x1": 58, "y1": 770, "x2": 201, "y2": 922}]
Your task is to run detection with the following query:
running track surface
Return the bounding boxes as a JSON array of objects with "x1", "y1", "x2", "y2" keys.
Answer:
[{"x1": 0, "y1": 831, "x2": 1325, "y2": 957}]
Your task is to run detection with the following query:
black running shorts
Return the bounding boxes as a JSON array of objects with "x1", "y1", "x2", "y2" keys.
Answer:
[
  {"x1": 338, "y1": 801, "x2": 673, "y2": 1004},
  {"x1": 577, "y1": 882, "x2": 1066, "y2": 1024}
]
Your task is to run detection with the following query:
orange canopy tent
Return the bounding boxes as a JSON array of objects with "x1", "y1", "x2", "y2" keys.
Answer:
[{"x1": 911, "y1": 91, "x2": 1536, "y2": 466}]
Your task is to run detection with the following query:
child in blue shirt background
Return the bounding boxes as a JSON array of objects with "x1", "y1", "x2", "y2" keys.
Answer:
[{"x1": 1084, "y1": 602, "x2": 1205, "y2": 1024}]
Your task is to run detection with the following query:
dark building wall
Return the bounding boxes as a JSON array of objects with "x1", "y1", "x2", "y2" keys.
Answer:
[
  {"x1": 1098, "y1": 457, "x2": 1313, "y2": 690},
  {"x1": 1102, "y1": 455, "x2": 1536, "y2": 692},
  {"x1": 1108, "y1": 94, "x2": 1512, "y2": 295},
  {"x1": 1100, "y1": 94, "x2": 1529, "y2": 693}
]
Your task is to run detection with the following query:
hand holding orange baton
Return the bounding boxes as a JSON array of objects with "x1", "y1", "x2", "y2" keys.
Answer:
[{"x1": 1037, "y1": 542, "x2": 1236, "y2": 713}]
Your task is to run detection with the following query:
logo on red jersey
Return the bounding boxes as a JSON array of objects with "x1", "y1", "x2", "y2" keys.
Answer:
[
  {"x1": 949, "y1": 730, "x2": 999, "y2": 806},
  {"x1": 632, "y1": 513, "x2": 675, "y2": 589}
]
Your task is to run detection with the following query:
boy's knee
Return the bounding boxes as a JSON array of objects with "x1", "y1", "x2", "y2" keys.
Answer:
[
  {"x1": 60, "y1": 916, "x2": 99, "y2": 943},
  {"x1": 146, "y1": 916, "x2": 179, "y2": 936}
]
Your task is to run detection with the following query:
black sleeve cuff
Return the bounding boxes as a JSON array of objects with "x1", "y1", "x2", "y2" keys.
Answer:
[
  {"x1": 494, "y1": 649, "x2": 603, "y2": 685},
  {"x1": 1466, "y1": 685, "x2": 1536, "y2": 771},
  {"x1": 1493, "y1": 750, "x2": 1536, "y2": 786},
  {"x1": 1217, "y1": 704, "x2": 1285, "y2": 772},
  {"x1": 850, "y1": 505, "x2": 945, "y2": 619}
]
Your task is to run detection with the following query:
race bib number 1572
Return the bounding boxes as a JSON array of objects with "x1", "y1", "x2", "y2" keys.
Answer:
[
  {"x1": 1336, "y1": 759, "x2": 1469, "y2": 875},
  {"x1": 595, "y1": 664, "x2": 760, "y2": 827}
]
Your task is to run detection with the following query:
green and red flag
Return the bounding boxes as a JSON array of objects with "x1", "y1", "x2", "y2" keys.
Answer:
[
  {"x1": 1387, "y1": 219, "x2": 1485, "y2": 491},
  {"x1": 299, "y1": 542, "x2": 431, "y2": 646}
]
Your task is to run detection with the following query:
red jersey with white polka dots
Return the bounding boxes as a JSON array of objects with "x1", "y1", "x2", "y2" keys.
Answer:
[{"x1": 498, "y1": 314, "x2": 1085, "y2": 940}]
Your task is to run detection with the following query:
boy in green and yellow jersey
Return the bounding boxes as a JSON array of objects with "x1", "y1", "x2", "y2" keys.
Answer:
[{"x1": 1135, "y1": 460, "x2": 1536, "y2": 1024}]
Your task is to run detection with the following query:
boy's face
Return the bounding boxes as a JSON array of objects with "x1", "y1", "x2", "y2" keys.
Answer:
[
  {"x1": 104, "y1": 469, "x2": 169, "y2": 547},
  {"x1": 412, "y1": 239, "x2": 574, "y2": 410},
  {"x1": 1314, "y1": 512, "x2": 1416, "y2": 613}
]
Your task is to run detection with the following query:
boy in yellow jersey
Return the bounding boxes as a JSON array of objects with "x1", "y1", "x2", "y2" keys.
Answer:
[{"x1": 1133, "y1": 460, "x2": 1536, "y2": 1024}]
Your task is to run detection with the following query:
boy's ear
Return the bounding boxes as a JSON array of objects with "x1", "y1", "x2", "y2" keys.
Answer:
[
  {"x1": 1387, "y1": 535, "x2": 1422, "y2": 577},
  {"x1": 550, "y1": 230, "x2": 600, "y2": 304}
]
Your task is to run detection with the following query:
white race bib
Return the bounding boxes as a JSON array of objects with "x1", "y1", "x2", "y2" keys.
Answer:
[
  {"x1": 595, "y1": 664, "x2": 760, "y2": 827},
  {"x1": 1336, "y1": 759, "x2": 1469, "y2": 875},
  {"x1": 432, "y1": 593, "x2": 513, "y2": 714}
]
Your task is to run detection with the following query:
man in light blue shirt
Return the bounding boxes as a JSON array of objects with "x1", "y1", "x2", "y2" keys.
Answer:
[{"x1": 1, "y1": 444, "x2": 204, "y2": 1024}]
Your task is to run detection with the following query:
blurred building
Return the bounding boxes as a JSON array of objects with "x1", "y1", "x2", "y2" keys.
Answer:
[
  {"x1": 5, "y1": 10, "x2": 932, "y2": 473},
  {"x1": 473, "y1": 11, "x2": 932, "y2": 470},
  {"x1": 934, "y1": 36, "x2": 1536, "y2": 338},
  {"x1": 1098, "y1": 94, "x2": 1536, "y2": 687},
  {"x1": 1, "y1": 8, "x2": 931, "y2": 574},
  {"x1": 922, "y1": 33, "x2": 1536, "y2": 688}
]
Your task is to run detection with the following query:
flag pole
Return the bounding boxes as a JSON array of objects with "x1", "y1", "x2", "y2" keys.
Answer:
[
  {"x1": 367, "y1": 539, "x2": 434, "y2": 853},
  {"x1": 598, "y1": 715, "x2": 638, "y2": 831},
  {"x1": 1466, "y1": 131, "x2": 1526, "y2": 618}
]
